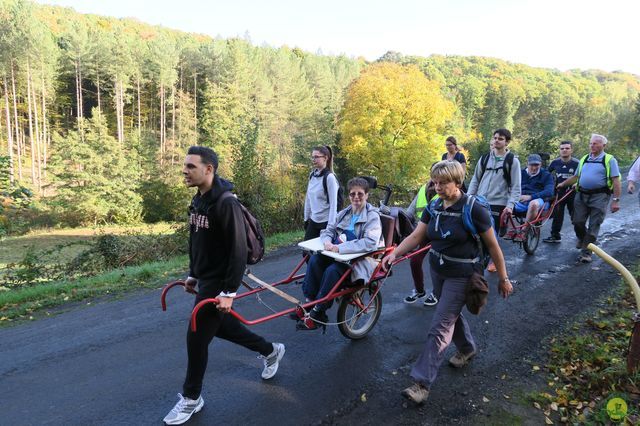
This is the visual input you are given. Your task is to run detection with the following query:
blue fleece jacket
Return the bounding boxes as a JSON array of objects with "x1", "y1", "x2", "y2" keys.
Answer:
[{"x1": 521, "y1": 168, "x2": 554, "y2": 200}]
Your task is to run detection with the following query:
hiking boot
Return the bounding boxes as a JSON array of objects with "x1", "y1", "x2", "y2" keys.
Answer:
[
  {"x1": 259, "y1": 343, "x2": 285, "y2": 379},
  {"x1": 401, "y1": 382, "x2": 429, "y2": 404},
  {"x1": 578, "y1": 253, "x2": 592, "y2": 264},
  {"x1": 575, "y1": 239, "x2": 583, "y2": 249},
  {"x1": 163, "y1": 394, "x2": 204, "y2": 425},
  {"x1": 403, "y1": 289, "x2": 426, "y2": 304},
  {"x1": 423, "y1": 293, "x2": 438, "y2": 306},
  {"x1": 543, "y1": 235, "x2": 561, "y2": 243},
  {"x1": 449, "y1": 350, "x2": 476, "y2": 368},
  {"x1": 486, "y1": 261, "x2": 497, "y2": 273}
]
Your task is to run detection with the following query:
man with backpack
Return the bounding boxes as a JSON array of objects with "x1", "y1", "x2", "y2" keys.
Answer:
[
  {"x1": 543, "y1": 141, "x2": 579, "y2": 243},
  {"x1": 467, "y1": 128, "x2": 522, "y2": 272},
  {"x1": 164, "y1": 146, "x2": 285, "y2": 425},
  {"x1": 557, "y1": 134, "x2": 621, "y2": 263}
]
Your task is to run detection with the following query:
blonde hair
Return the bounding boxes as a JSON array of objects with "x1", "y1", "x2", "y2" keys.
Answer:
[{"x1": 430, "y1": 160, "x2": 465, "y2": 185}]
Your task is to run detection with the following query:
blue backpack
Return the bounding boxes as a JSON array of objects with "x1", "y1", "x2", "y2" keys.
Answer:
[{"x1": 425, "y1": 194, "x2": 494, "y2": 269}]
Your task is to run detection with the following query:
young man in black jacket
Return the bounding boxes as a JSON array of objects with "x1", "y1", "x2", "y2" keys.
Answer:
[{"x1": 164, "y1": 146, "x2": 285, "y2": 425}]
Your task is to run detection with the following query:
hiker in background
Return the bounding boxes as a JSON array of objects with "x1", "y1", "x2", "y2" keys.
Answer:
[
  {"x1": 381, "y1": 160, "x2": 512, "y2": 405},
  {"x1": 442, "y1": 136, "x2": 467, "y2": 192},
  {"x1": 543, "y1": 141, "x2": 579, "y2": 243},
  {"x1": 557, "y1": 134, "x2": 621, "y2": 263},
  {"x1": 304, "y1": 146, "x2": 340, "y2": 240},
  {"x1": 627, "y1": 154, "x2": 640, "y2": 207},
  {"x1": 467, "y1": 129, "x2": 521, "y2": 272}
]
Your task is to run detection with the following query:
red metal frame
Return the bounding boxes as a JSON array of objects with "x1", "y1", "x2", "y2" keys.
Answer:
[
  {"x1": 500, "y1": 188, "x2": 575, "y2": 235},
  {"x1": 161, "y1": 243, "x2": 433, "y2": 332}
]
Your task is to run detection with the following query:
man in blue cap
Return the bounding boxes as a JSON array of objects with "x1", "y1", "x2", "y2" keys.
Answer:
[{"x1": 506, "y1": 154, "x2": 554, "y2": 241}]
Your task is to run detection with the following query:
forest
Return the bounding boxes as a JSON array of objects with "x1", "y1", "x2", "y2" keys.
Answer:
[{"x1": 1, "y1": 0, "x2": 639, "y2": 236}]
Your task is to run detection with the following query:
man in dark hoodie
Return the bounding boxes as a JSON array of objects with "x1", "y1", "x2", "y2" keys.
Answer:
[{"x1": 164, "y1": 146, "x2": 285, "y2": 426}]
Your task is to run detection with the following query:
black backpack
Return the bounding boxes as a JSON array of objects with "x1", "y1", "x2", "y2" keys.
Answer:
[
  {"x1": 311, "y1": 169, "x2": 345, "y2": 212},
  {"x1": 479, "y1": 151, "x2": 515, "y2": 188},
  {"x1": 216, "y1": 192, "x2": 265, "y2": 265}
]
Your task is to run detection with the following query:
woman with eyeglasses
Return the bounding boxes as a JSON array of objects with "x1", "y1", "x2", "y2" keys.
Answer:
[
  {"x1": 304, "y1": 146, "x2": 340, "y2": 241},
  {"x1": 297, "y1": 177, "x2": 383, "y2": 331},
  {"x1": 382, "y1": 160, "x2": 512, "y2": 405}
]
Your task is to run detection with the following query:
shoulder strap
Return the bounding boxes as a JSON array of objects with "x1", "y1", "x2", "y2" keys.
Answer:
[
  {"x1": 503, "y1": 152, "x2": 514, "y2": 188},
  {"x1": 479, "y1": 153, "x2": 490, "y2": 179}
]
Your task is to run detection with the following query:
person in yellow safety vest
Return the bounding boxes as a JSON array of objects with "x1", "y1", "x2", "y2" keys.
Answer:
[
  {"x1": 557, "y1": 134, "x2": 621, "y2": 263},
  {"x1": 398, "y1": 180, "x2": 440, "y2": 306}
]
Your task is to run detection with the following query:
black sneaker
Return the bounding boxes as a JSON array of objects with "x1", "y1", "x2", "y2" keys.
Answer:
[
  {"x1": 423, "y1": 293, "x2": 438, "y2": 306},
  {"x1": 543, "y1": 235, "x2": 561, "y2": 243},
  {"x1": 403, "y1": 290, "x2": 426, "y2": 304}
]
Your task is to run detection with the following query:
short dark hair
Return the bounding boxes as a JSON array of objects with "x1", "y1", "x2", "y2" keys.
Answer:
[
  {"x1": 493, "y1": 128, "x2": 512, "y2": 142},
  {"x1": 187, "y1": 146, "x2": 219, "y2": 169},
  {"x1": 347, "y1": 177, "x2": 370, "y2": 193},
  {"x1": 559, "y1": 140, "x2": 573, "y2": 147}
]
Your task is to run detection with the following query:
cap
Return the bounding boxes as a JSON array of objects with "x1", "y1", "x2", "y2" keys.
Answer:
[{"x1": 527, "y1": 154, "x2": 542, "y2": 165}]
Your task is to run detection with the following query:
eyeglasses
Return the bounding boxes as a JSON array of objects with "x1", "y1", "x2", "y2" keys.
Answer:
[
  {"x1": 311, "y1": 155, "x2": 326, "y2": 160},
  {"x1": 349, "y1": 191, "x2": 366, "y2": 198}
]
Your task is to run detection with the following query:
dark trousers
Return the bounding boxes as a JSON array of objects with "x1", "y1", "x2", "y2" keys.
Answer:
[
  {"x1": 409, "y1": 242, "x2": 430, "y2": 294},
  {"x1": 550, "y1": 190, "x2": 575, "y2": 237},
  {"x1": 183, "y1": 296, "x2": 273, "y2": 400},
  {"x1": 302, "y1": 253, "x2": 349, "y2": 312},
  {"x1": 304, "y1": 220, "x2": 328, "y2": 241},
  {"x1": 490, "y1": 205, "x2": 506, "y2": 234}
]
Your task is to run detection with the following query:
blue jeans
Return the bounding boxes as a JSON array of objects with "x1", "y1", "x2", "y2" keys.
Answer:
[
  {"x1": 303, "y1": 254, "x2": 349, "y2": 313},
  {"x1": 410, "y1": 268, "x2": 476, "y2": 389}
]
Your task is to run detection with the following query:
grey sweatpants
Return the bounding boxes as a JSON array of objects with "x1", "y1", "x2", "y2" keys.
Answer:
[
  {"x1": 410, "y1": 269, "x2": 476, "y2": 389},
  {"x1": 571, "y1": 192, "x2": 610, "y2": 255}
]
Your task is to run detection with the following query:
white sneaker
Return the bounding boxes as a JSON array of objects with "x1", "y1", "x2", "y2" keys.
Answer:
[
  {"x1": 163, "y1": 393, "x2": 204, "y2": 425},
  {"x1": 259, "y1": 343, "x2": 285, "y2": 380}
]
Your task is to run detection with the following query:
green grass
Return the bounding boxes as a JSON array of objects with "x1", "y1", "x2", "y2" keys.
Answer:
[
  {"x1": 0, "y1": 228, "x2": 304, "y2": 324},
  {"x1": 0, "y1": 223, "x2": 177, "y2": 268}
]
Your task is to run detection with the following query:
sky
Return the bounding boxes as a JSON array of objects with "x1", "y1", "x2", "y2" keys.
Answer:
[{"x1": 34, "y1": 0, "x2": 640, "y2": 75}]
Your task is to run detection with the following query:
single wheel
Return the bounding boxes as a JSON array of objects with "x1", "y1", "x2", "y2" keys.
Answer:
[
  {"x1": 523, "y1": 226, "x2": 540, "y2": 255},
  {"x1": 337, "y1": 287, "x2": 382, "y2": 340}
]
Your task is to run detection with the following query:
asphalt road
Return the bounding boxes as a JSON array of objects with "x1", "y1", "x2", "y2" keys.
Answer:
[{"x1": 1, "y1": 189, "x2": 639, "y2": 426}]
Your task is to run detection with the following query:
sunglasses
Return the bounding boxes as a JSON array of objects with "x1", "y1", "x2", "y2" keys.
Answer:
[{"x1": 349, "y1": 191, "x2": 366, "y2": 198}]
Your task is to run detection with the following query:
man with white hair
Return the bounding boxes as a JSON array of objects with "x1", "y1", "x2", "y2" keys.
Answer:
[
  {"x1": 628, "y1": 155, "x2": 640, "y2": 207},
  {"x1": 557, "y1": 134, "x2": 621, "y2": 263}
]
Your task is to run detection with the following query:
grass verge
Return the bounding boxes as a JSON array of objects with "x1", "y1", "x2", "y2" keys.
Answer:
[
  {"x1": 529, "y1": 266, "x2": 640, "y2": 424},
  {"x1": 0, "y1": 229, "x2": 304, "y2": 325}
]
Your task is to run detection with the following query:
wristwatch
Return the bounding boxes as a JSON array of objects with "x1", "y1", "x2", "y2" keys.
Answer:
[
  {"x1": 498, "y1": 277, "x2": 510, "y2": 283},
  {"x1": 612, "y1": 197, "x2": 620, "y2": 202}
]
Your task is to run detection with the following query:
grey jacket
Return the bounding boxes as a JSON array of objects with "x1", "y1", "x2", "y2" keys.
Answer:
[
  {"x1": 467, "y1": 151, "x2": 521, "y2": 209},
  {"x1": 320, "y1": 202, "x2": 383, "y2": 283}
]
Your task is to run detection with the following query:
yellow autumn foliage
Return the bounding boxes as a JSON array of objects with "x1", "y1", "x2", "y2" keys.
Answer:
[{"x1": 338, "y1": 63, "x2": 454, "y2": 190}]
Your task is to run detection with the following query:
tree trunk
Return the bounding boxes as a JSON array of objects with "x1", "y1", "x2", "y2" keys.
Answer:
[
  {"x1": 120, "y1": 80, "x2": 125, "y2": 143},
  {"x1": 96, "y1": 69, "x2": 101, "y2": 112},
  {"x1": 171, "y1": 84, "x2": 176, "y2": 142},
  {"x1": 26, "y1": 61, "x2": 36, "y2": 185},
  {"x1": 137, "y1": 76, "x2": 141, "y2": 138},
  {"x1": 193, "y1": 73, "x2": 197, "y2": 127},
  {"x1": 30, "y1": 66, "x2": 42, "y2": 192},
  {"x1": 11, "y1": 62, "x2": 22, "y2": 180},
  {"x1": 3, "y1": 74, "x2": 14, "y2": 183},
  {"x1": 75, "y1": 59, "x2": 82, "y2": 119},
  {"x1": 41, "y1": 70, "x2": 47, "y2": 179},
  {"x1": 160, "y1": 84, "x2": 165, "y2": 164}
]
